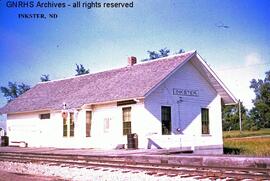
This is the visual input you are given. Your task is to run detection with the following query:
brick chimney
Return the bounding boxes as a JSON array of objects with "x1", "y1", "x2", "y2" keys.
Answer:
[{"x1": 128, "y1": 56, "x2": 137, "y2": 66}]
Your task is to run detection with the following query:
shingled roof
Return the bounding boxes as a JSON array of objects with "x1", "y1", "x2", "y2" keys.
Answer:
[
  {"x1": 0, "y1": 52, "x2": 197, "y2": 114},
  {"x1": 0, "y1": 51, "x2": 237, "y2": 114}
]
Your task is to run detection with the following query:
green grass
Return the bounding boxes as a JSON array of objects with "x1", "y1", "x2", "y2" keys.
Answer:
[
  {"x1": 223, "y1": 129, "x2": 270, "y2": 156},
  {"x1": 223, "y1": 137, "x2": 270, "y2": 156},
  {"x1": 223, "y1": 129, "x2": 270, "y2": 138}
]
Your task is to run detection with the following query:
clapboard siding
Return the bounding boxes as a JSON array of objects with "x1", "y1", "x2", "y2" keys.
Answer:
[
  {"x1": 4, "y1": 52, "x2": 229, "y2": 153},
  {"x1": 144, "y1": 61, "x2": 223, "y2": 148}
]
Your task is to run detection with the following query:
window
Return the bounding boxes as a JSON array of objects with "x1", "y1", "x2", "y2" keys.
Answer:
[
  {"x1": 40, "y1": 113, "x2": 50, "y2": 119},
  {"x1": 161, "y1": 106, "x2": 171, "y2": 135},
  {"x1": 70, "y1": 112, "x2": 74, "y2": 137},
  {"x1": 122, "y1": 107, "x2": 131, "y2": 135},
  {"x1": 63, "y1": 118, "x2": 68, "y2": 137},
  {"x1": 201, "y1": 108, "x2": 209, "y2": 134},
  {"x1": 86, "y1": 111, "x2": 92, "y2": 137},
  {"x1": 63, "y1": 112, "x2": 74, "y2": 137}
]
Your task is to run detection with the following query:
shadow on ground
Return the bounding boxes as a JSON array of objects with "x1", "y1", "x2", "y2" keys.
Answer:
[{"x1": 223, "y1": 147, "x2": 241, "y2": 155}]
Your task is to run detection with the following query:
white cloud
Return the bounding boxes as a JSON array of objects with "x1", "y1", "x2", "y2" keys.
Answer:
[
  {"x1": 245, "y1": 53, "x2": 261, "y2": 66},
  {"x1": 214, "y1": 51, "x2": 269, "y2": 110},
  {"x1": 217, "y1": 69, "x2": 255, "y2": 110}
]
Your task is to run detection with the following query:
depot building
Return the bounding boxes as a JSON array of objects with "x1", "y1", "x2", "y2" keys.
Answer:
[{"x1": 0, "y1": 51, "x2": 237, "y2": 154}]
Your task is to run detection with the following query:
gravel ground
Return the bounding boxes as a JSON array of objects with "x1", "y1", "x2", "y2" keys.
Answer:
[
  {"x1": 0, "y1": 170, "x2": 63, "y2": 181},
  {"x1": 0, "y1": 161, "x2": 215, "y2": 181}
]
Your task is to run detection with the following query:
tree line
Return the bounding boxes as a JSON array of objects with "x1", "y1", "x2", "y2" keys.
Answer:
[{"x1": 222, "y1": 70, "x2": 270, "y2": 131}]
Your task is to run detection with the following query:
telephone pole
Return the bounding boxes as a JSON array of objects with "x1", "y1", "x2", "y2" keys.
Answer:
[{"x1": 238, "y1": 99, "x2": 242, "y2": 133}]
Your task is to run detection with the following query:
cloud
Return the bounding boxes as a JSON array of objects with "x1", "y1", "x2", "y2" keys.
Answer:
[
  {"x1": 216, "y1": 52, "x2": 267, "y2": 110},
  {"x1": 245, "y1": 53, "x2": 261, "y2": 66}
]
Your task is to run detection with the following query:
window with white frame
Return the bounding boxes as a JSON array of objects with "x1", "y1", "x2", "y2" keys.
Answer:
[
  {"x1": 86, "y1": 111, "x2": 92, "y2": 137},
  {"x1": 201, "y1": 108, "x2": 210, "y2": 134},
  {"x1": 63, "y1": 112, "x2": 75, "y2": 137},
  {"x1": 161, "y1": 106, "x2": 171, "y2": 135},
  {"x1": 122, "y1": 107, "x2": 131, "y2": 135}
]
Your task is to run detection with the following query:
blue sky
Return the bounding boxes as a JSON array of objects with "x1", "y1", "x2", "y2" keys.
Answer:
[{"x1": 0, "y1": 0, "x2": 269, "y2": 117}]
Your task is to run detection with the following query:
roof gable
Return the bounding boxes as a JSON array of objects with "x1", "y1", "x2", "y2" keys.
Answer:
[{"x1": 140, "y1": 52, "x2": 237, "y2": 105}]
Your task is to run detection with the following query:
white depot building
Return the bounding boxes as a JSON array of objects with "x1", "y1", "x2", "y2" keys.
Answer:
[{"x1": 0, "y1": 51, "x2": 237, "y2": 154}]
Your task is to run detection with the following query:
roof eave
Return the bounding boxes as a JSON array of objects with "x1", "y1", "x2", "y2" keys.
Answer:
[
  {"x1": 195, "y1": 53, "x2": 238, "y2": 105},
  {"x1": 3, "y1": 108, "x2": 53, "y2": 115},
  {"x1": 81, "y1": 97, "x2": 145, "y2": 108}
]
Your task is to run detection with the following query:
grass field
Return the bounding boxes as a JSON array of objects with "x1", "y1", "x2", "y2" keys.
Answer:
[
  {"x1": 223, "y1": 129, "x2": 270, "y2": 156},
  {"x1": 223, "y1": 129, "x2": 270, "y2": 138}
]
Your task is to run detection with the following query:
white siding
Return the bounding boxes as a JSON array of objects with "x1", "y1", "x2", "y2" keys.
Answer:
[
  {"x1": 144, "y1": 61, "x2": 223, "y2": 149},
  {"x1": 88, "y1": 102, "x2": 146, "y2": 148},
  {"x1": 7, "y1": 112, "x2": 59, "y2": 147},
  {"x1": 6, "y1": 103, "x2": 147, "y2": 149},
  {"x1": 6, "y1": 60, "x2": 223, "y2": 152}
]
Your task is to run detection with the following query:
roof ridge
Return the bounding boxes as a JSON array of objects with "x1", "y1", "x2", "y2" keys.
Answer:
[
  {"x1": 38, "y1": 50, "x2": 196, "y2": 85},
  {"x1": 38, "y1": 66, "x2": 127, "y2": 84},
  {"x1": 138, "y1": 50, "x2": 196, "y2": 65}
]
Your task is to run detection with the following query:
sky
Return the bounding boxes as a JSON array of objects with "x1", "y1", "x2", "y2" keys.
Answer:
[{"x1": 0, "y1": 0, "x2": 269, "y2": 121}]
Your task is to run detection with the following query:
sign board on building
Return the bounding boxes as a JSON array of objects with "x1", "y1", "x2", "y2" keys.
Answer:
[
  {"x1": 104, "y1": 117, "x2": 111, "y2": 133},
  {"x1": 173, "y1": 88, "x2": 199, "y2": 97}
]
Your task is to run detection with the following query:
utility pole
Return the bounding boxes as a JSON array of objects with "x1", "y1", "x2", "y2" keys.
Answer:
[{"x1": 238, "y1": 99, "x2": 242, "y2": 133}]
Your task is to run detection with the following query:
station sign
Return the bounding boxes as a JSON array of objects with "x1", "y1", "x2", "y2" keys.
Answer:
[{"x1": 173, "y1": 88, "x2": 199, "y2": 97}]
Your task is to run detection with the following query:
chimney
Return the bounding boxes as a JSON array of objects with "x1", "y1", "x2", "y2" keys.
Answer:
[{"x1": 128, "y1": 56, "x2": 137, "y2": 66}]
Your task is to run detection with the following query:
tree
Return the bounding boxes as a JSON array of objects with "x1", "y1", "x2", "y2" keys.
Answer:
[
  {"x1": 147, "y1": 48, "x2": 170, "y2": 60},
  {"x1": 147, "y1": 51, "x2": 160, "y2": 60},
  {"x1": 40, "y1": 74, "x2": 50, "y2": 82},
  {"x1": 177, "y1": 49, "x2": 185, "y2": 54},
  {"x1": 0, "y1": 82, "x2": 30, "y2": 102},
  {"x1": 159, "y1": 48, "x2": 170, "y2": 58},
  {"x1": 249, "y1": 70, "x2": 270, "y2": 128},
  {"x1": 75, "y1": 64, "x2": 89, "y2": 76},
  {"x1": 222, "y1": 103, "x2": 249, "y2": 131},
  {"x1": 142, "y1": 48, "x2": 184, "y2": 62}
]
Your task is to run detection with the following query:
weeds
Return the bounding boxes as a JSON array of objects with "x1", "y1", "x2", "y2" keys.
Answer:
[{"x1": 224, "y1": 137, "x2": 270, "y2": 156}]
